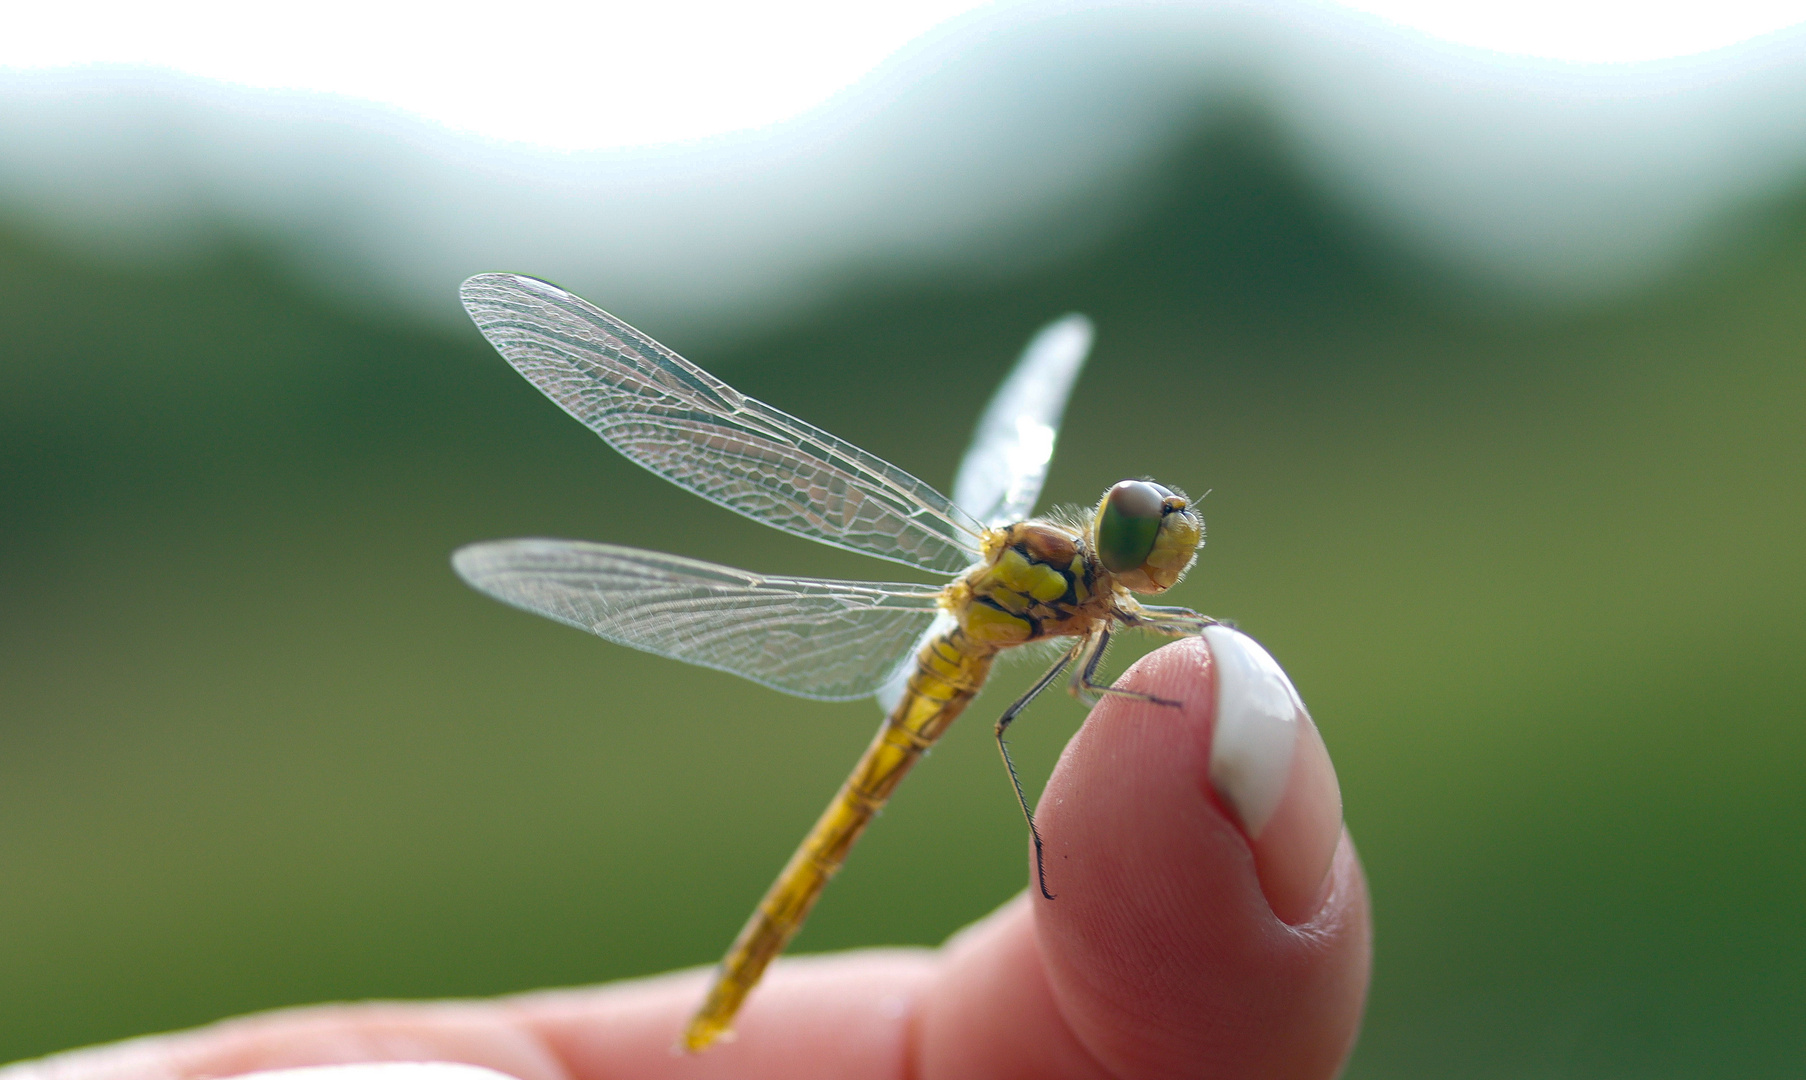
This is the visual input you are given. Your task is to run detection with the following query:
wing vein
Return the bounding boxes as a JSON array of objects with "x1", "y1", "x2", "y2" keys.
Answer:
[
  {"x1": 463, "y1": 275, "x2": 985, "y2": 574},
  {"x1": 454, "y1": 539, "x2": 944, "y2": 701}
]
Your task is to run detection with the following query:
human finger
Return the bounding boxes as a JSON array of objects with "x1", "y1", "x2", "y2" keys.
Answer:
[{"x1": 915, "y1": 630, "x2": 1370, "y2": 1079}]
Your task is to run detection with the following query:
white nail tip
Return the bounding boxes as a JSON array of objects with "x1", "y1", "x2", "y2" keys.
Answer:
[
  {"x1": 229, "y1": 1066, "x2": 515, "y2": 1080},
  {"x1": 1203, "y1": 626, "x2": 1306, "y2": 839}
]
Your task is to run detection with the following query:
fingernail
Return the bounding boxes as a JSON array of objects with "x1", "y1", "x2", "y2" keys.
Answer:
[
  {"x1": 229, "y1": 1066, "x2": 516, "y2": 1080},
  {"x1": 1202, "y1": 626, "x2": 1343, "y2": 924}
]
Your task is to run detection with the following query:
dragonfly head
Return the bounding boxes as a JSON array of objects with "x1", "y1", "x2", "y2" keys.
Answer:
[{"x1": 1091, "y1": 479, "x2": 1201, "y2": 594}]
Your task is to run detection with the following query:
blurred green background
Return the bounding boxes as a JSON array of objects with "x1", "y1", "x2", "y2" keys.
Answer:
[{"x1": 1, "y1": 112, "x2": 1802, "y2": 1078}]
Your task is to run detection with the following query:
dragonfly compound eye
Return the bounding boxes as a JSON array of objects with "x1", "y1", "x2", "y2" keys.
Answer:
[
  {"x1": 1093, "y1": 479, "x2": 1201, "y2": 594},
  {"x1": 1096, "y1": 480, "x2": 1167, "y2": 572}
]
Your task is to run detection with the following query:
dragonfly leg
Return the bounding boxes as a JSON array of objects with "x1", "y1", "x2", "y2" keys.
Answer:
[
  {"x1": 1126, "y1": 603, "x2": 1220, "y2": 638},
  {"x1": 1070, "y1": 625, "x2": 1183, "y2": 708},
  {"x1": 995, "y1": 642, "x2": 1083, "y2": 900}
]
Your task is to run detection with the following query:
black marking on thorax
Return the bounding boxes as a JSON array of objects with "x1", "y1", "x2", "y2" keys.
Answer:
[{"x1": 967, "y1": 522, "x2": 1108, "y2": 643}]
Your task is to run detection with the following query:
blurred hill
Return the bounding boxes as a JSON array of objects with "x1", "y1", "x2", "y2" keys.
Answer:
[
  {"x1": 12, "y1": 4, "x2": 1806, "y2": 327},
  {"x1": 1, "y1": 109, "x2": 1803, "y2": 1080}
]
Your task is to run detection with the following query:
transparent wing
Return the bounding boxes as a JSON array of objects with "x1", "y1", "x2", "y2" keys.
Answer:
[
  {"x1": 454, "y1": 539, "x2": 945, "y2": 701},
  {"x1": 461, "y1": 274, "x2": 985, "y2": 575},
  {"x1": 873, "y1": 315, "x2": 1091, "y2": 712},
  {"x1": 951, "y1": 314, "x2": 1094, "y2": 527}
]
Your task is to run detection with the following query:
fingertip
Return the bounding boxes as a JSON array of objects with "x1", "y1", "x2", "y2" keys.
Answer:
[{"x1": 1025, "y1": 632, "x2": 1368, "y2": 1078}]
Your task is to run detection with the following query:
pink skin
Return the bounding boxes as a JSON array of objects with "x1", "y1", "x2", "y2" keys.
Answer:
[{"x1": 2, "y1": 637, "x2": 1369, "y2": 1080}]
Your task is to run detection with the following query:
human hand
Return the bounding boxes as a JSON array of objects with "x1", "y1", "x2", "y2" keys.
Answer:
[{"x1": 1, "y1": 630, "x2": 1368, "y2": 1080}]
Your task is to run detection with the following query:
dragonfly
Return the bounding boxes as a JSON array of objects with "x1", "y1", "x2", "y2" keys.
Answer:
[{"x1": 452, "y1": 273, "x2": 1215, "y2": 1051}]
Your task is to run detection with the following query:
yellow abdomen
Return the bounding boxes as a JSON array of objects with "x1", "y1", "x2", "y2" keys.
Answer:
[{"x1": 681, "y1": 625, "x2": 995, "y2": 1050}]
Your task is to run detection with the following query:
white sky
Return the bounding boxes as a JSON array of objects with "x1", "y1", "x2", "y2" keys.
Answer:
[
  {"x1": 4, "y1": 1, "x2": 1806, "y2": 150},
  {"x1": 1340, "y1": 0, "x2": 1806, "y2": 62}
]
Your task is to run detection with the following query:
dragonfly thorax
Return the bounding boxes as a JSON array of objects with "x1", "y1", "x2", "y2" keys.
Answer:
[{"x1": 950, "y1": 521, "x2": 1115, "y2": 648}]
